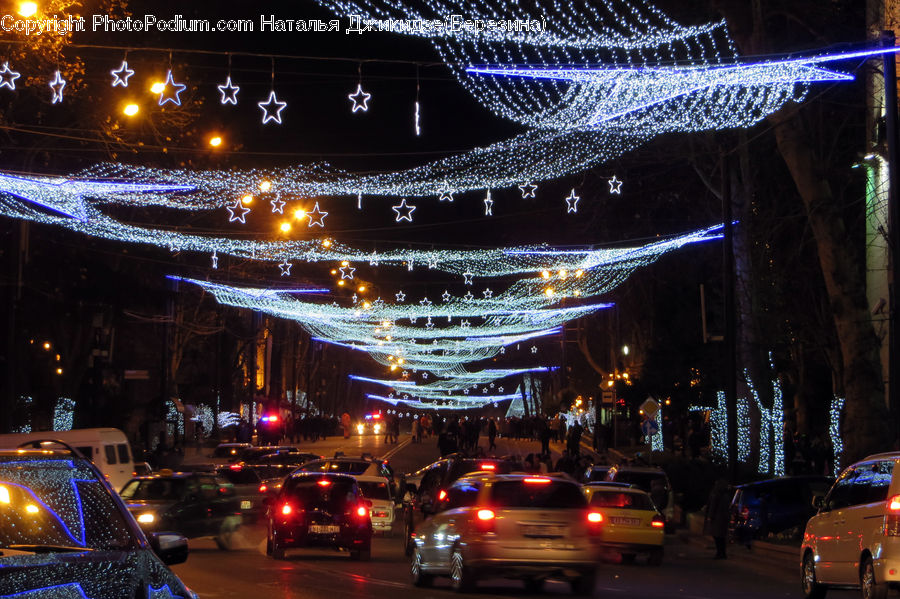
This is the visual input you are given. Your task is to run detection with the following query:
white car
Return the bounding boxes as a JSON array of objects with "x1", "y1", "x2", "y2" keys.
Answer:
[
  {"x1": 354, "y1": 475, "x2": 395, "y2": 535},
  {"x1": 801, "y1": 452, "x2": 899, "y2": 599}
]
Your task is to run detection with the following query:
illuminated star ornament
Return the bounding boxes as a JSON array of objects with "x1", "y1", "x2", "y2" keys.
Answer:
[
  {"x1": 0, "y1": 62, "x2": 21, "y2": 90},
  {"x1": 226, "y1": 199, "x2": 251, "y2": 223},
  {"x1": 565, "y1": 189, "x2": 580, "y2": 213},
  {"x1": 483, "y1": 190, "x2": 494, "y2": 216},
  {"x1": 306, "y1": 202, "x2": 328, "y2": 227},
  {"x1": 519, "y1": 182, "x2": 538, "y2": 198},
  {"x1": 48, "y1": 70, "x2": 66, "y2": 104},
  {"x1": 110, "y1": 60, "x2": 134, "y2": 87},
  {"x1": 463, "y1": 271, "x2": 474, "y2": 285},
  {"x1": 439, "y1": 188, "x2": 455, "y2": 202},
  {"x1": 609, "y1": 175, "x2": 623, "y2": 194},
  {"x1": 157, "y1": 70, "x2": 186, "y2": 106},
  {"x1": 340, "y1": 264, "x2": 356, "y2": 279},
  {"x1": 217, "y1": 75, "x2": 240, "y2": 105},
  {"x1": 396, "y1": 290, "x2": 407, "y2": 302},
  {"x1": 392, "y1": 198, "x2": 416, "y2": 222},
  {"x1": 258, "y1": 91, "x2": 287, "y2": 124},
  {"x1": 270, "y1": 195, "x2": 286, "y2": 213},
  {"x1": 279, "y1": 260, "x2": 293, "y2": 276},
  {"x1": 348, "y1": 83, "x2": 371, "y2": 112}
]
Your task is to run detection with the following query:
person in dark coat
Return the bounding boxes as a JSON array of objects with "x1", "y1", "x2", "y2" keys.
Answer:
[
  {"x1": 488, "y1": 417, "x2": 497, "y2": 451},
  {"x1": 705, "y1": 477, "x2": 732, "y2": 559}
]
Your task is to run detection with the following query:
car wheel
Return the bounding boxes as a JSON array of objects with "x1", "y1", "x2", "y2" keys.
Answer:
[
  {"x1": 271, "y1": 536, "x2": 285, "y2": 560},
  {"x1": 524, "y1": 577, "x2": 544, "y2": 593},
  {"x1": 403, "y1": 519, "x2": 414, "y2": 557},
  {"x1": 571, "y1": 570, "x2": 596, "y2": 596},
  {"x1": 621, "y1": 553, "x2": 636, "y2": 564},
  {"x1": 862, "y1": 556, "x2": 887, "y2": 599},
  {"x1": 450, "y1": 547, "x2": 476, "y2": 592},
  {"x1": 647, "y1": 548, "x2": 664, "y2": 567},
  {"x1": 411, "y1": 547, "x2": 434, "y2": 587},
  {"x1": 801, "y1": 552, "x2": 826, "y2": 599},
  {"x1": 351, "y1": 544, "x2": 372, "y2": 561}
]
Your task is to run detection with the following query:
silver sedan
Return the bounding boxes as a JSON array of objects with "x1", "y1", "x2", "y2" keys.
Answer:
[{"x1": 410, "y1": 473, "x2": 603, "y2": 593}]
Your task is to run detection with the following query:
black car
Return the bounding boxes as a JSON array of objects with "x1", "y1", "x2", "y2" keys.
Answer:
[
  {"x1": 120, "y1": 470, "x2": 251, "y2": 549},
  {"x1": 401, "y1": 456, "x2": 517, "y2": 554},
  {"x1": 729, "y1": 475, "x2": 834, "y2": 541},
  {"x1": 0, "y1": 447, "x2": 196, "y2": 598},
  {"x1": 266, "y1": 472, "x2": 373, "y2": 560}
]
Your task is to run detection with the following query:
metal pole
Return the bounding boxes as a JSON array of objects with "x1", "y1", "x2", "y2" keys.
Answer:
[
  {"x1": 883, "y1": 31, "x2": 900, "y2": 433},
  {"x1": 722, "y1": 152, "x2": 738, "y2": 481}
]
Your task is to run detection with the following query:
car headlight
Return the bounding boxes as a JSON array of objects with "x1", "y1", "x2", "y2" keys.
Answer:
[
  {"x1": 137, "y1": 512, "x2": 156, "y2": 524},
  {"x1": 356, "y1": 424, "x2": 364, "y2": 434}
]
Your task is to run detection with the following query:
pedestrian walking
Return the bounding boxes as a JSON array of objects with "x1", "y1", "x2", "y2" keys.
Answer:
[
  {"x1": 488, "y1": 417, "x2": 497, "y2": 451},
  {"x1": 704, "y1": 477, "x2": 732, "y2": 559}
]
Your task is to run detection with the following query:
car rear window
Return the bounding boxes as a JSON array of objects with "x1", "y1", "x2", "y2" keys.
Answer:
[
  {"x1": 358, "y1": 480, "x2": 391, "y2": 500},
  {"x1": 218, "y1": 468, "x2": 261, "y2": 485},
  {"x1": 590, "y1": 491, "x2": 654, "y2": 510},
  {"x1": 585, "y1": 468, "x2": 609, "y2": 482},
  {"x1": 490, "y1": 480, "x2": 586, "y2": 508},
  {"x1": 449, "y1": 460, "x2": 513, "y2": 481},
  {"x1": 612, "y1": 471, "x2": 668, "y2": 492},
  {"x1": 325, "y1": 461, "x2": 370, "y2": 474},
  {"x1": 284, "y1": 480, "x2": 356, "y2": 509}
]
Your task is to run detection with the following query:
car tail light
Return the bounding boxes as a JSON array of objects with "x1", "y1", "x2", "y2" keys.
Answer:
[
  {"x1": 230, "y1": 464, "x2": 242, "y2": 471},
  {"x1": 651, "y1": 515, "x2": 665, "y2": 528},
  {"x1": 587, "y1": 510, "x2": 604, "y2": 535},
  {"x1": 587, "y1": 511, "x2": 603, "y2": 523},
  {"x1": 281, "y1": 503, "x2": 293, "y2": 516},
  {"x1": 523, "y1": 477, "x2": 551, "y2": 484},
  {"x1": 480, "y1": 463, "x2": 496, "y2": 471},
  {"x1": 317, "y1": 479, "x2": 332, "y2": 487},
  {"x1": 357, "y1": 505, "x2": 369, "y2": 518},
  {"x1": 474, "y1": 508, "x2": 496, "y2": 533},
  {"x1": 438, "y1": 489, "x2": 447, "y2": 501},
  {"x1": 259, "y1": 484, "x2": 268, "y2": 494},
  {"x1": 885, "y1": 495, "x2": 900, "y2": 536}
]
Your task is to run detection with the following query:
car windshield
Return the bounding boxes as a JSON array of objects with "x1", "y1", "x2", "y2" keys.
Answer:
[
  {"x1": 302, "y1": 461, "x2": 370, "y2": 474},
  {"x1": 284, "y1": 479, "x2": 357, "y2": 510},
  {"x1": 0, "y1": 456, "x2": 137, "y2": 551},
  {"x1": 585, "y1": 468, "x2": 610, "y2": 482},
  {"x1": 490, "y1": 480, "x2": 586, "y2": 508},
  {"x1": 120, "y1": 478, "x2": 187, "y2": 501},
  {"x1": 590, "y1": 491, "x2": 655, "y2": 510},
  {"x1": 358, "y1": 480, "x2": 391, "y2": 500}
]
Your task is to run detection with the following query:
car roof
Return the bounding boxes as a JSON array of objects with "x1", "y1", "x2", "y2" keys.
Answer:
[
  {"x1": 584, "y1": 481, "x2": 636, "y2": 488},
  {"x1": 287, "y1": 471, "x2": 357, "y2": 482},
  {"x1": 611, "y1": 465, "x2": 667, "y2": 473},
  {"x1": 0, "y1": 449, "x2": 80, "y2": 458},
  {"x1": 584, "y1": 484, "x2": 649, "y2": 495},
  {"x1": 458, "y1": 473, "x2": 577, "y2": 484},
  {"x1": 735, "y1": 475, "x2": 834, "y2": 489},
  {"x1": 858, "y1": 452, "x2": 900, "y2": 462},
  {"x1": 129, "y1": 470, "x2": 214, "y2": 480},
  {"x1": 352, "y1": 474, "x2": 391, "y2": 483}
]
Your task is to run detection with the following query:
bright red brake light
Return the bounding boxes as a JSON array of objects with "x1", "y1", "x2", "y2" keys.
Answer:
[
  {"x1": 281, "y1": 503, "x2": 292, "y2": 515},
  {"x1": 480, "y1": 463, "x2": 496, "y2": 471},
  {"x1": 651, "y1": 515, "x2": 665, "y2": 528},
  {"x1": 587, "y1": 511, "x2": 603, "y2": 523},
  {"x1": 317, "y1": 479, "x2": 332, "y2": 487},
  {"x1": 523, "y1": 477, "x2": 551, "y2": 484},
  {"x1": 230, "y1": 464, "x2": 242, "y2": 470},
  {"x1": 357, "y1": 505, "x2": 369, "y2": 517},
  {"x1": 477, "y1": 509, "x2": 495, "y2": 521},
  {"x1": 438, "y1": 489, "x2": 447, "y2": 501},
  {"x1": 259, "y1": 484, "x2": 268, "y2": 493},
  {"x1": 890, "y1": 495, "x2": 900, "y2": 512}
]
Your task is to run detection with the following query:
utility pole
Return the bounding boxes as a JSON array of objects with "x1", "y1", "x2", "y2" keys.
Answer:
[
  {"x1": 883, "y1": 30, "x2": 900, "y2": 434},
  {"x1": 722, "y1": 152, "x2": 738, "y2": 481}
]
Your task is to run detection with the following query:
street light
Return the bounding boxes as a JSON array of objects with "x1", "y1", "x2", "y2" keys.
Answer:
[
  {"x1": 208, "y1": 135, "x2": 223, "y2": 148},
  {"x1": 122, "y1": 103, "x2": 139, "y2": 117},
  {"x1": 18, "y1": 2, "x2": 37, "y2": 17},
  {"x1": 150, "y1": 81, "x2": 166, "y2": 94}
]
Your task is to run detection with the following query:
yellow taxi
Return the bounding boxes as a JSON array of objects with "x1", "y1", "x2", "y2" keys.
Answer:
[{"x1": 582, "y1": 483, "x2": 665, "y2": 565}]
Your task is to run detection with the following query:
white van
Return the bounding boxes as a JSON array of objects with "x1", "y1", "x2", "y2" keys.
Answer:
[
  {"x1": 801, "y1": 452, "x2": 900, "y2": 599},
  {"x1": 0, "y1": 428, "x2": 135, "y2": 491}
]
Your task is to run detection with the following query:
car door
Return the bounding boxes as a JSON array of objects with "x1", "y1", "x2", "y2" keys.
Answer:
[
  {"x1": 814, "y1": 467, "x2": 860, "y2": 584},
  {"x1": 426, "y1": 481, "x2": 481, "y2": 568},
  {"x1": 835, "y1": 460, "x2": 894, "y2": 580}
]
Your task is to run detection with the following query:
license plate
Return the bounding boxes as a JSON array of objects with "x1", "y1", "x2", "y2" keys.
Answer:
[
  {"x1": 309, "y1": 525, "x2": 341, "y2": 534},
  {"x1": 521, "y1": 525, "x2": 566, "y2": 538},
  {"x1": 240, "y1": 500, "x2": 252, "y2": 510},
  {"x1": 610, "y1": 517, "x2": 641, "y2": 526}
]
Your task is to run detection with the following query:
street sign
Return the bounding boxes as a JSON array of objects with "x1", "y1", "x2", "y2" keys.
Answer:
[
  {"x1": 639, "y1": 397, "x2": 659, "y2": 418},
  {"x1": 601, "y1": 390, "x2": 615, "y2": 405},
  {"x1": 641, "y1": 418, "x2": 659, "y2": 437}
]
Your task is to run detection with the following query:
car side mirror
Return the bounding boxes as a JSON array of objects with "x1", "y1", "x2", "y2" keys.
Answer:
[{"x1": 147, "y1": 532, "x2": 189, "y2": 566}]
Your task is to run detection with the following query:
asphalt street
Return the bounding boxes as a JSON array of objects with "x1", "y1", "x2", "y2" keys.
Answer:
[{"x1": 172, "y1": 434, "x2": 859, "y2": 599}]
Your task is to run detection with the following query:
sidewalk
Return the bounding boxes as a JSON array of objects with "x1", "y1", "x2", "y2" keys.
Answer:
[{"x1": 678, "y1": 530, "x2": 799, "y2": 575}]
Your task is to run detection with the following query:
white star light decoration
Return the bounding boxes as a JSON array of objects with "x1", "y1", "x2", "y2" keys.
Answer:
[
  {"x1": 463, "y1": 272, "x2": 474, "y2": 285},
  {"x1": 565, "y1": 189, "x2": 580, "y2": 213},
  {"x1": 392, "y1": 198, "x2": 416, "y2": 222},
  {"x1": 217, "y1": 75, "x2": 240, "y2": 105},
  {"x1": 519, "y1": 182, "x2": 538, "y2": 198},
  {"x1": 439, "y1": 189, "x2": 455, "y2": 202},
  {"x1": 483, "y1": 190, "x2": 494, "y2": 216},
  {"x1": 258, "y1": 91, "x2": 287, "y2": 124},
  {"x1": 306, "y1": 202, "x2": 328, "y2": 227},
  {"x1": 279, "y1": 260, "x2": 293, "y2": 276},
  {"x1": 110, "y1": 61, "x2": 134, "y2": 87},
  {"x1": 483, "y1": 288, "x2": 494, "y2": 299},
  {"x1": 441, "y1": 290, "x2": 452, "y2": 302},
  {"x1": 348, "y1": 83, "x2": 371, "y2": 112},
  {"x1": 0, "y1": 62, "x2": 21, "y2": 90},
  {"x1": 609, "y1": 176, "x2": 623, "y2": 194},
  {"x1": 339, "y1": 264, "x2": 356, "y2": 279},
  {"x1": 48, "y1": 70, "x2": 66, "y2": 104},
  {"x1": 270, "y1": 195, "x2": 286, "y2": 213},
  {"x1": 226, "y1": 199, "x2": 251, "y2": 223},
  {"x1": 211, "y1": 251, "x2": 219, "y2": 269},
  {"x1": 158, "y1": 70, "x2": 186, "y2": 106},
  {"x1": 395, "y1": 291, "x2": 407, "y2": 302}
]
